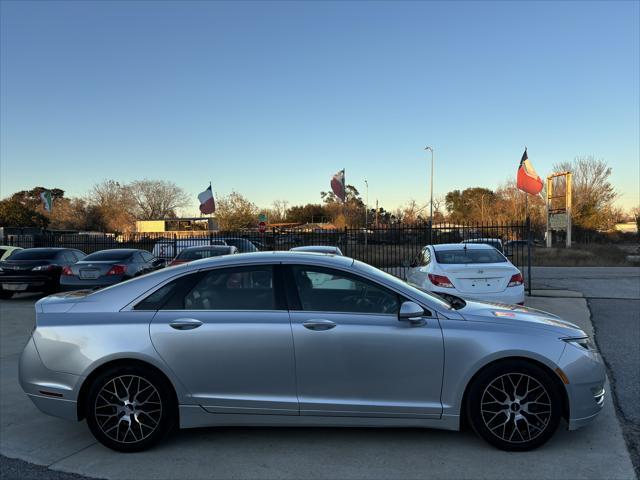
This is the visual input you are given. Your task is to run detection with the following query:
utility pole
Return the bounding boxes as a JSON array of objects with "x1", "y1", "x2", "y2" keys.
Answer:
[{"x1": 425, "y1": 146, "x2": 435, "y2": 244}]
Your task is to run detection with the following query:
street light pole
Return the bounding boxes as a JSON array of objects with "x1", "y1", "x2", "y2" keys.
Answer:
[
  {"x1": 425, "y1": 146, "x2": 434, "y2": 244},
  {"x1": 364, "y1": 179, "x2": 369, "y2": 247}
]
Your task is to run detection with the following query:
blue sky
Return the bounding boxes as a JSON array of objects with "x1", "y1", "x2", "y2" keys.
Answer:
[{"x1": 1, "y1": 1, "x2": 638, "y2": 214}]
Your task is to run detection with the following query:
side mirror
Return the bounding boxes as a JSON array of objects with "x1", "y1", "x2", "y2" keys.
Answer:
[
  {"x1": 153, "y1": 258, "x2": 167, "y2": 268},
  {"x1": 398, "y1": 301, "x2": 425, "y2": 323}
]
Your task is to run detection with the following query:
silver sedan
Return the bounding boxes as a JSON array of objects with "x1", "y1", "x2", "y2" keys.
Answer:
[{"x1": 19, "y1": 252, "x2": 605, "y2": 452}]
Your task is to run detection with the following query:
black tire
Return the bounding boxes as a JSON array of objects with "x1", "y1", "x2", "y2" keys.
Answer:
[
  {"x1": 466, "y1": 360, "x2": 562, "y2": 451},
  {"x1": 0, "y1": 290, "x2": 14, "y2": 300},
  {"x1": 85, "y1": 365, "x2": 176, "y2": 452}
]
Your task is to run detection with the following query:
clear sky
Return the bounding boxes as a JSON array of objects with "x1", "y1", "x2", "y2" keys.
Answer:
[{"x1": 1, "y1": 0, "x2": 638, "y2": 215}]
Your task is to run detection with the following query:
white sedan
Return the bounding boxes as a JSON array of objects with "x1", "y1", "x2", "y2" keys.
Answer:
[{"x1": 406, "y1": 243, "x2": 524, "y2": 305}]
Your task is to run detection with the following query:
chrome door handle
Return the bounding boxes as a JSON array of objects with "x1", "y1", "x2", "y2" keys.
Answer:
[
  {"x1": 303, "y1": 319, "x2": 336, "y2": 331},
  {"x1": 169, "y1": 318, "x2": 203, "y2": 330}
]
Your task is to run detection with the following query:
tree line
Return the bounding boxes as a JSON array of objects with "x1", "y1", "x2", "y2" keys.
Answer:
[{"x1": 0, "y1": 156, "x2": 635, "y2": 233}]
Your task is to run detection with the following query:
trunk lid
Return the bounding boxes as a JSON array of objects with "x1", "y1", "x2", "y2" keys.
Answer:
[
  {"x1": 72, "y1": 260, "x2": 121, "y2": 279},
  {"x1": 438, "y1": 263, "x2": 516, "y2": 293}
]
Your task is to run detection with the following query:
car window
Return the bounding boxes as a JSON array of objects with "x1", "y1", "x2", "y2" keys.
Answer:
[
  {"x1": 84, "y1": 251, "x2": 133, "y2": 261},
  {"x1": 134, "y1": 252, "x2": 146, "y2": 263},
  {"x1": 141, "y1": 251, "x2": 154, "y2": 262},
  {"x1": 8, "y1": 249, "x2": 58, "y2": 260},
  {"x1": 422, "y1": 248, "x2": 431, "y2": 265},
  {"x1": 291, "y1": 266, "x2": 399, "y2": 315},
  {"x1": 435, "y1": 249, "x2": 507, "y2": 264},
  {"x1": 62, "y1": 252, "x2": 77, "y2": 263},
  {"x1": 73, "y1": 250, "x2": 86, "y2": 261},
  {"x1": 180, "y1": 266, "x2": 275, "y2": 310}
]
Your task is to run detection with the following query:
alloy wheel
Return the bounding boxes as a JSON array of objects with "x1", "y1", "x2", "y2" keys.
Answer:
[
  {"x1": 94, "y1": 375, "x2": 163, "y2": 444},
  {"x1": 480, "y1": 373, "x2": 552, "y2": 444}
]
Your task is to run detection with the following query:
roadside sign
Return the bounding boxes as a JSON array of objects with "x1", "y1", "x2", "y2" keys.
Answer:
[
  {"x1": 258, "y1": 221, "x2": 267, "y2": 233},
  {"x1": 549, "y1": 212, "x2": 568, "y2": 230},
  {"x1": 258, "y1": 213, "x2": 268, "y2": 223}
]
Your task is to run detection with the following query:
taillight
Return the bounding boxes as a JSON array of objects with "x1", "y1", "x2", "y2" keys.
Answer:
[
  {"x1": 106, "y1": 264, "x2": 127, "y2": 276},
  {"x1": 61, "y1": 266, "x2": 73, "y2": 276},
  {"x1": 508, "y1": 273, "x2": 524, "y2": 287},
  {"x1": 428, "y1": 273, "x2": 454, "y2": 288}
]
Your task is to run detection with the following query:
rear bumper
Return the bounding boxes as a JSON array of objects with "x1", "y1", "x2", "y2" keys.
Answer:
[
  {"x1": 432, "y1": 285, "x2": 525, "y2": 305},
  {"x1": 19, "y1": 336, "x2": 82, "y2": 421}
]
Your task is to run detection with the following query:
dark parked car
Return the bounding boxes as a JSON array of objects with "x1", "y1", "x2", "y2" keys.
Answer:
[
  {"x1": 60, "y1": 249, "x2": 165, "y2": 291},
  {"x1": 169, "y1": 245, "x2": 239, "y2": 266},
  {"x1": 219, "y1": 238, "x2": 259, "y2": 253},
  {"x1": 0, "y1": 247, "x2": 86, "y2": 298}
]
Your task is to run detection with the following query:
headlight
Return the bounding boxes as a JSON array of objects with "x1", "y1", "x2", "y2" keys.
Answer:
[
  {"x1": 31, "y1": 265, "x2": 56, "y2": 272},
  {"x1": 562, "y1": 336, "x2": 596, "y2": 351}
]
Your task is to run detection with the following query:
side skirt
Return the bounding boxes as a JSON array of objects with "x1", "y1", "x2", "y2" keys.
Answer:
[{"x1": 179, "y1": 405, "x2": 460, "y2": 431}]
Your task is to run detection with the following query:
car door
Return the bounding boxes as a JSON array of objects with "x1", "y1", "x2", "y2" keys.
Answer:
[
  {"x1": 149, "y1": 264, "x2": 298, "y2": 415},
  {"x1": 286, "y1": 264, "x2": 444, "y2": 419}
]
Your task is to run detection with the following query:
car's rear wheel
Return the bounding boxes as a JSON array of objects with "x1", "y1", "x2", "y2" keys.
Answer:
[
  {"x1": 0, "y1": 290, "x2": 14, "y2": 299},
  {"x1": 85, "y1": 365, "x2": 176, "y2": 452},
  {"x1": 466, "y1": 360, "x2": 562, "y2": 451}
]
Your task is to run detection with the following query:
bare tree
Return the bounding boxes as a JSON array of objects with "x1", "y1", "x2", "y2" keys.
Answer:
[
  {"x1": 215, "y1": 191, "x2": 259, "y2": 231},
  {"x1": 269, "y1": 200, "x2": 290, "y2": 223},
  {"x1": 88, "y1": 180, "x2": 136, "y2": 232},
  {"x1": 128, "y1": 179, "x2": 190, "y2": 220},
  {"x1": 552, "y1": 156, "x2": 618, "y2": 230}
]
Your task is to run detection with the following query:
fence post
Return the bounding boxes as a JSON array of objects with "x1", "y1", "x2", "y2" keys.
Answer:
[{"x1": 526, "y1": 217, "x2": 532, "y2": 297}]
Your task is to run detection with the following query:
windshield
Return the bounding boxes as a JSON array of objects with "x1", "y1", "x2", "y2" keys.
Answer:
[
  {"x1": 435, "y1": 249, "x2": 506, "y2": 264},
  {"x1": 353, "y1": 260, "x2": 453, "y2": 310},
  {"x1": 7, "y1": 249, "x2": 58, "y2": 260},
  {"x1": 84, "y1": 251, "x2": 133, "y2": 261},
  {"x1": 177, "y1": 248, "x2": 230, "y2": 260}
]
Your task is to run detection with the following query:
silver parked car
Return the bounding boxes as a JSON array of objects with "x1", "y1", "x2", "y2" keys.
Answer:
[{"x1": 19, "y1": 252, "x2": 605, "y2": 452}]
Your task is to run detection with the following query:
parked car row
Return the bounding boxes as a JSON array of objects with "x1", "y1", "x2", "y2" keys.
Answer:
[{"x1": 0, "y1": 243, "x2": 245, "y2": 298}]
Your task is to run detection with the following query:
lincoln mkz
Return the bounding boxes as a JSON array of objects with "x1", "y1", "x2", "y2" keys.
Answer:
[{"x1": 19, "y1": 252, "x2": 605, "y2": 452}]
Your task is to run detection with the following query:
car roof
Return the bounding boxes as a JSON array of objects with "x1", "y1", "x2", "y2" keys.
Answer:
[
  {"x1": 182, "y1": 250, "x2": 354, "y2": 269},
  {"x1": 86, "y1": 249, "x2": 139, "y2": 254},
  {"x1": 431, "y1": 243, "x2": 497, "y2": 251},
  {"x1": 180, "y1": 245, "x2": 234, "y2": 251}
]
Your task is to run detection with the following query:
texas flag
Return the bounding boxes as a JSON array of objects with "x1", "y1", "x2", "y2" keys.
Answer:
[
  {"x1": 198, "y1": 185, "x2": 215, "y2": 214},
  {"x1": 516, "y1": 148, "x2": 543, "y2": 195},
  {"x1": 331, "y1": 169, "x2": 346, "y2": 202}
]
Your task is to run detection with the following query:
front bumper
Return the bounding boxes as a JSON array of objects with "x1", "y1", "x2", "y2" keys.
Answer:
[
  {"x1": 19, "y1": 336, "x2": 82, "y2": 421},
  {"x1": 0, "y1": 275, "x2": 56, "y2": 293},
  {"x1": 557, "y1": 342, "x2": 606, "y2": 430}
]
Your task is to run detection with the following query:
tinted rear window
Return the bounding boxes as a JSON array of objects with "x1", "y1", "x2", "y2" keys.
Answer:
[
  {"x1": 177, "y1": 248, "x2": 231, "y2": 260},
  {"x1": 435, "y1": 249, "x2": 507, "y2": 264},
  {"x1": 83, "y1": 251, "x2": 133, "y2": 261},
  {"x1": 8, "y1": 250, "x2": 59, "y2": 260}
]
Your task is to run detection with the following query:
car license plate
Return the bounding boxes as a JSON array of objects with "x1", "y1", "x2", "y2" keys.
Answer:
[
  {"x1": 80, "y1": 270, "x2": 100, "y2": 280},
  {"x1": 3, "y1": 283, "x2": 28, "y2": 291}
]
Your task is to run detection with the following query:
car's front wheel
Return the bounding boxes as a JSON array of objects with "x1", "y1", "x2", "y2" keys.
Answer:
[
  {"x1": 466, "y1": 360, "x2": 563, "y2": 451},
  {"x1": 85, "y1": 365, "x2": 176, "y2": 452}
]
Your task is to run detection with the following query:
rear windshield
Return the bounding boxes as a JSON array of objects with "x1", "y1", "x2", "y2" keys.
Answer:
[
  {"x1": 83, "y1": 251, "x2": 133, "y2": 261},
  {"x1": 177, "y1": 248, "x2": 230, "y2": 260},
  {"x1": 8, "y1": 250, "x2": 59, "y2": 260},
  {"x1": 435, "y1": 249, "x2": 507, "y2": 264}
]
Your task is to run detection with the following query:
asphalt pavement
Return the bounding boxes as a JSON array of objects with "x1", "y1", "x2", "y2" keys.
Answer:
[{"x1": 532, "y1": 266, "x2": 640, "y2": 477}]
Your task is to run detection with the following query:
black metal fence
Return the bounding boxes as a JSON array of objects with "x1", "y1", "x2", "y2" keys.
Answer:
[{"x1": 5, "y1": 222, "x2": 533, "y2": 289}]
